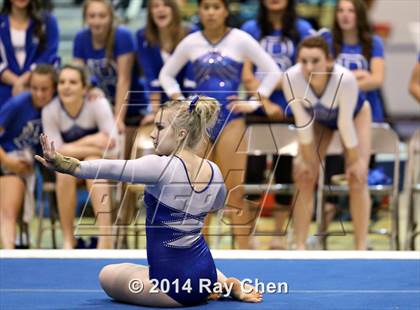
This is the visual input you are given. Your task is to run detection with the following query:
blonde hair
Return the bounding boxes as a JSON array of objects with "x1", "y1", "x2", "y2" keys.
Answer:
[{"x1": 164, "y1": 96, "x2": 220, "y2": 149}]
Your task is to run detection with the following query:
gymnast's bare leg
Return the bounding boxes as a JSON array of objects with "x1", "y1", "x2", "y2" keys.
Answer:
[
  {"x1": 99, "y1": 263, "x2": 182, "y2": 307},
  {"x1": 99, "y1": 264, "x2": 262, "y2": 306}
]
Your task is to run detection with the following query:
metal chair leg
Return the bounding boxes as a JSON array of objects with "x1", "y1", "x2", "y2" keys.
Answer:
[
  {"x1": 36, "y1": 191, "x2": 46, "y2": 248},
  {"x1": 50, "y1": 192, "x2": 58, "y2": 249}
]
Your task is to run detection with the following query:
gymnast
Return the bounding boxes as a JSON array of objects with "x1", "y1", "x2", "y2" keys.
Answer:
[
  {"x1": 35, "y1": 95, "x2": 262, "y2": 307},
  {"x1": 283, "y1": 36, "x2": 372, "y2": 250},
  {"x1": 159, "y1": 0, "x2": 282, "y2": 249}
]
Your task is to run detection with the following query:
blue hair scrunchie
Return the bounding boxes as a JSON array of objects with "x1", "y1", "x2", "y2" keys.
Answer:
[{"x1": 189, "y1": 95, "x2": 199, "y2": 113}]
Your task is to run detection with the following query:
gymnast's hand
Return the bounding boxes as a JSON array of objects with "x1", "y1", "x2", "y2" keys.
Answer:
[
  {"x1": 12, "y1": 77, "x2": 27, "y2": 97},
  {"x1": 2, "y1": 155, "x2": 32, "y2": 175},
  {"x1": 35, "y1": 134, "x2": 81, "y2": 175},
  {"x1": 87, "y1": 87, "x2": 105, "y2": 102},
  {"x1": 227, "y1": 95, "x2": 261, "y2": 114},
  {"x1": 353, "y1": 69, "x2": 370, "y2": 80},
  {"x1": 36, "y1": 133, "x2": 56, "y2": 166},
  {"x1": 262, "y1": 99, "x2": 284, "y2": 120}
]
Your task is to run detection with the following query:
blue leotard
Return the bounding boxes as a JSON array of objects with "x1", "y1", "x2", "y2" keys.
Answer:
[
  {"x1": 75, "y1": 154, "x2": 226, "y2": 306},
  {"x1": 159, "y1": 29, "x2": 281, "y2": 141}
]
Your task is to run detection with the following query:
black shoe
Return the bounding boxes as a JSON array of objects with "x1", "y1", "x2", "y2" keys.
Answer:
[
  {"x1": 88, "y1": 237, "x2": 98, "y2": 249},
  {"x1": 74, "y1": 238, "x2": 87, "y2": 249}
]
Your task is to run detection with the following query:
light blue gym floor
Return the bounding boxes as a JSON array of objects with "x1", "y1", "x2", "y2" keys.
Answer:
[{"x1": 1, "y1": 253, "x2": 419, "y2": 310}]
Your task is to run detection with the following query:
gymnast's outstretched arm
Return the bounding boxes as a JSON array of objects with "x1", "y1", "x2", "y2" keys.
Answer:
[
  {"x1": 75, "y1": 156, "x2": 165, "y2": 184},
  {"x1": 35, "y1": 133, "x2": 165, "y2": 184}
]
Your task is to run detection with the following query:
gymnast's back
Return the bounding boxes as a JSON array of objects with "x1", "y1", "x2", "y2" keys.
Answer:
[{"x1": 76, "y1": 153, "x2": 226, "y2": 302}]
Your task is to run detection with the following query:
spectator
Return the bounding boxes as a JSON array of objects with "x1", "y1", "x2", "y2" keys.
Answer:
[
  {"x1": 159, "y1": 0, "x2": 282, "y2": 249},
  {"x1": 73, "y1": 0, "x2": 145, "y2": 134},
  {"x1": 41, "y1": 64, "x2": 118, "y2": 249},
  {"x1": 283, "y1": 36, "x2": 372, "y2": 250},
  {"x1": 136, "y1": 0, "x2": 196, "y2": 126},
  {"x1": 0, "y1": 0, "x2": 59, "y2": 108},
  {"x1": 241, "y1": 0, "x2": 314, "y2": 249},
  {"x1": 333, "y1": 0, "x2": 386, "y2": 123},
  {"x1": 0, "y1": 64, "x2": 57, "y2": 249}
]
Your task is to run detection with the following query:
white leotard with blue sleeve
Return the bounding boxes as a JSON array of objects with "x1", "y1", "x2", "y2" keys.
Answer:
[
  {"x1": 283, "y1": 63, "x2": 365, "y2": 148},
  {"x1": 159, "y1": 29, "x2": 282, "y2": 141},
  {"x1": 41, "y1": 97, "x2": 117, "y2": 149}
]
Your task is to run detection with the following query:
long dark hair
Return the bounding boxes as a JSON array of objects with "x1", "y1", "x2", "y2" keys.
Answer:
[
  {"x1": 333, "y1": 0, "x2": 373, "y2": 60},
  {"x1": 145, "y1": 0, "x2": 187, "y2": 50},
  {"x1": 1, "y1": 0, "x2": 47, "y2": 52},
  {"x1": 83, "y1": 0, "x2": 116, "y2": 65},
  {"x1": 41, "y1": 0, "x2": 54, "y2": 12},
  {"x1": 257, "y1": 0, "x2": 300, "y2": 44}
]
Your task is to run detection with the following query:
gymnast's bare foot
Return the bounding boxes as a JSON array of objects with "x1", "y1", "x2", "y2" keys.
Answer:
[
  {"x1": 207, "y1": 293, "x2": 221, "y2": 300},
  {"x1": 225, "y1": 278, "x2": 263, "y2": 303}
]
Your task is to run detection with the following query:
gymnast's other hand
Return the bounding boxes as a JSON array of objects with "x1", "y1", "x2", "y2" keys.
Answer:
[
  {"x1": 2, "y1": 155, "x2": 32, "y2": 175},
  {"x1": 227, "y1": 95, "x2": 261, "y2": 114},
  {"x1": 12, "y1": 77, "x2": 27, "y2": 97},
  {"x1": 87, "y1": 87, "x2": 105, "y2": 102},
  {"x1": 353, "y1": 69, "x2": 370, "y2": 80},
  {"x1": 262, "y1": 99, "x2": 284, "y2": 120},
  {"x1": 35, "y1": 133, "x2": 81, "y2": 175}
]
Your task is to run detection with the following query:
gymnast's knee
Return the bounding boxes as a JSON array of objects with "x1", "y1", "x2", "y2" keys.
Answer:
[
  {"x1": 293, "y1": 173, "x2": 316, "y2": 192},
  {"x1": 348, "y1": 175, "x2": 368, "y2": 191},
  {"x1": 99, "y1": 264, "x2": 118, "y2": 293}
]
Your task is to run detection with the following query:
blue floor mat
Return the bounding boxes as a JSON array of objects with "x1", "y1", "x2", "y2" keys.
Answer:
[{"x1": 1, "y1": 258, "x2": 419, "y2": 309}]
